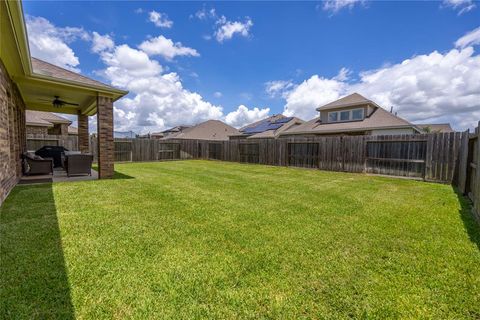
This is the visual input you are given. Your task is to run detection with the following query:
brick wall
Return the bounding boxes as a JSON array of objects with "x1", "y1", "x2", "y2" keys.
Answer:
[
  {"x1": 47, "y1": 123, "x2": 69, "y2": 136},
  {"x1": 97, "y1": 96, "x2": 114, "y2": 178},
  {"x1": 26, "y1": 125, "x2": 48, "y2": 135},
  {"x1": 0, "y1": 59, "x2": 26, "y2": 205},
  {"x1": 78, "y1": 113, "x2": 89, "y2": 153}
]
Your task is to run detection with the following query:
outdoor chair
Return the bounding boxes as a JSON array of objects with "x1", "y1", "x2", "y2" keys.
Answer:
[
  {"x1": 22, "y1": 152, "x2": 53, "y2": 175},
  {"x1": 64, "y1": 154, "x2": 93, "y2": 177}
]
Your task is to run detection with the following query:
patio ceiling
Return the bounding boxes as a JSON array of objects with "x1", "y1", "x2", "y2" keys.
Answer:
[{"x1": 0, "y1": 1, "x2": 127, "y2": 116}]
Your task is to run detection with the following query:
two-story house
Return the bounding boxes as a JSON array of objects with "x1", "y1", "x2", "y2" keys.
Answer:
[{"x1": 281, "y1": 93, "x2": 420, "y2": 137}]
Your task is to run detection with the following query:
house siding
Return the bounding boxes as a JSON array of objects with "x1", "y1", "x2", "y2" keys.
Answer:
[{"x1": 0, "y1": 59, "x2": 26, "y2": 205}]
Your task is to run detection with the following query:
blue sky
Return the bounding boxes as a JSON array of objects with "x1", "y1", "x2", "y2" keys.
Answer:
[{"x1": 23, "y1": 0, "x2": 480, "y2": 132}]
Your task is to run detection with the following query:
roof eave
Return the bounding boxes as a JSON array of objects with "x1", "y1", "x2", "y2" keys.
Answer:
[
  {"x1": 26, "y1": 122, "x2": 54, "y2": 128},
  {"x1": 5, "y1": 1, "x2": 32, "y2": 76},
  {"x1": 28, "y1": 73, "x2": 128, "y2": 99},
  {"x1": 280, "y1": 125, "x2": 418, "y2": 136}
]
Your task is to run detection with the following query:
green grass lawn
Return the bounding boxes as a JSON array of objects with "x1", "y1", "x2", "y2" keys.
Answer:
[{"x1": 1, "y1": 160, "x2": 480, "y2": 319}]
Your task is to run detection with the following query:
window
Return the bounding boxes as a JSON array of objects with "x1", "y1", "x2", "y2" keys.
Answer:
[
  {"x1": 352, "y1": 108, "x2": 364, "y2": 120},
  {"x1": 327, "y1": 108, "x2": 364, "y2": 123},
  {"x1": 340, "y1": 111, "x2": 350, "y2": 121},
  {"x1": 328, "y1": 112, "x2": 338, "y2": 122}
]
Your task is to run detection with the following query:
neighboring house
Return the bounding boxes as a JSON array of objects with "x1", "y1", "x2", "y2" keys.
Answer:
[
  {"x1": 114, "y1": 131, "x2": 137, "y2": 139},
  {"x1": 282, "y1": 93, "x2": 421, "y2": 137},
  {"x1": 136, "y1": 132, "x2": 164, "y2": 139},
  {"x1": 150, "y1": 132, "x2": 165, "y2": 139},
  {"x1": 416, "y1": 123, "x2": 454, "y2": 133},
  {"x1": 162, "y1": 125, "x2": 191, "y2": 138},
  {"x1": 230, "y1": 115, "x2": 304, "y2": 140},
  {"x1": 163, "y1": 120, "x2": 239, "y2": 141},
  {"x1": 26, "y1": 110, "x2": 77, "y2": 136}
]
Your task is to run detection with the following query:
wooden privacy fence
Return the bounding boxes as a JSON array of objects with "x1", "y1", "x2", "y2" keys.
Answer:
[
  {"x1": 27, "y1": 134, "x2": 78, "y2": 151},
  {"x1": 89, "y1": 132, "x2": 469, "y2": 184},
  {"x1": 457, "y1": 122, "x2": 480, "y2": 220}
]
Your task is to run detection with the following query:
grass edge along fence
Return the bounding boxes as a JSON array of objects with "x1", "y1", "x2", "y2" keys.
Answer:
[{"x1": 89, "y1": 128, "x2": 480, "y2": 219}]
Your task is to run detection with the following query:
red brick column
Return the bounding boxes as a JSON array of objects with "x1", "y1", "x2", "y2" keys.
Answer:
[
  {"x1": 96, "y1": 96, "x2": 114, "y2": 178},
  {"x1": 78, "y1": 112, "x2": 89, "y2": 153}
]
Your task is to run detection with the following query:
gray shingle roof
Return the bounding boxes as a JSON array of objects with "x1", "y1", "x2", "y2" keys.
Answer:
[
  {"x1": 26, "y1": 110, "x2": 72, "y2": 126},
  {"x1": 317, "y1": 93, "x2": 376, "y2": 111},
  {"x1": 163, "y1": 120, "x2": 240, "y2": 141}
]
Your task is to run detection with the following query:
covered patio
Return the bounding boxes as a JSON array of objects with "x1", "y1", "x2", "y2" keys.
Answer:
[
  {"x1": 17, "y1": 57, "x2": 127, "y2": 180},
  {"x1": 0, "y1": 0, "x2": 127, "y2": 196}
]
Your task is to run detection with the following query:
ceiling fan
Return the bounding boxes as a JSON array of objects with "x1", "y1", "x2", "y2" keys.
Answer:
[{"x1": 39, "y1": 96, "x2": 79, "y2": 108}]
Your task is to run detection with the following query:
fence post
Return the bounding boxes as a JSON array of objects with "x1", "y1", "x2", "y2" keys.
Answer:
[
  {"x1": 473, "y1": 122, "x2": 480, "y2": 218},
  {"x1": 457, "y1": 130, "x2": 470, "y2": 194}
]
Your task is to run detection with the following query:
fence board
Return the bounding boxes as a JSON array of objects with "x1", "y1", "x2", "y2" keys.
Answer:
[
  {"x1": 27, "y1": 134, "x2": 78, "y2": 151},
  {"x1": 464, "y1": 122, "x2": 480, "y2": 219}
]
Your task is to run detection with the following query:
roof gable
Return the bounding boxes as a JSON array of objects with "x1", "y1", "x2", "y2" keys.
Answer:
[{"x1": 317, "y1": 93, "x2": 376, "y2": 111}]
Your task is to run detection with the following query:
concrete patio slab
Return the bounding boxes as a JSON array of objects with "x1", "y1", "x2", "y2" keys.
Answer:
[{"x1": 19, "y1": 168, "x2": 98, "y2": 185}]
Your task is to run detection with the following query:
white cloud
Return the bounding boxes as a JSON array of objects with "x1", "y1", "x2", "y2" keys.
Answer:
[
  {"x1": 278, "y1": 30, "x2": 480, "y2": 130},
  {"x1": 214, "y1": 91, "x2": 223, "y2": 98},
  {"x1": 455, "y1": 26, "x2": 480, "y2": 48},
  {"x1": 148, "y1": 11, "x2": 173, "y2": 28},
  {"x1": 321, "y1": 0, "x2": 365, "y2": 14},
  {"x1": 215, "y1": 16, "x2": 253, "y2": 42},
  {"x1": 442, "y1": 0, "x2": 476, "y2": 14},
  {"x1": 265, "y1": 80, "x2": 295, "y2": 98},
  {"x1": 134, "y1": 8, "x2": 143, "y2": 14},
  {"x1": 193, "y1": 7, "x2": 253, "y2": 43},
  {"x1": 194, "y1": 7, "x2": 217, "y2": 20},
  {"x1": 100, "y1": 44, "x2": 164, "y2": 88},
  {"x1": 351, "y1": 47, "x2": 480, "y2": 129},
  {"x1": 95, "y1": 40, "x2": 225, "y2": 133},
  {"x1": 333, "y1": 67, "x2": 352, "y2": 81},
  {"x1": 96, "y1": 40, "x2": 269, "y2": 132},
  {"x1": 91, "y1": 32, "x2": 114, "y2": 53},
  {"x1": 138, "y1": 35, "x2": 199, "y2": 60},
  {"x1": 225, "y1": 105, "x2": 270, "y2": 128},
  {"x1": 25, "y1": 16, "x2": 89, "y2": 72},
  {"x1": 282, "y1": 75, "x2": 346, "y2": 120}
]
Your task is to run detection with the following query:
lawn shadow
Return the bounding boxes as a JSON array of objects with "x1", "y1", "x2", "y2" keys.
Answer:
[
  {"x1": 455, "y1": 188, "x2": 480, "y2": 252},
  {"x1": 91, "y1": 165, "x2": 135, "y2": 180},
  {"x1": 0, "y1": 183, "x2": 75, "y2": 319},
  {"x1": 113, "y1": 170, "x2": 135, "y2": 180}
]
